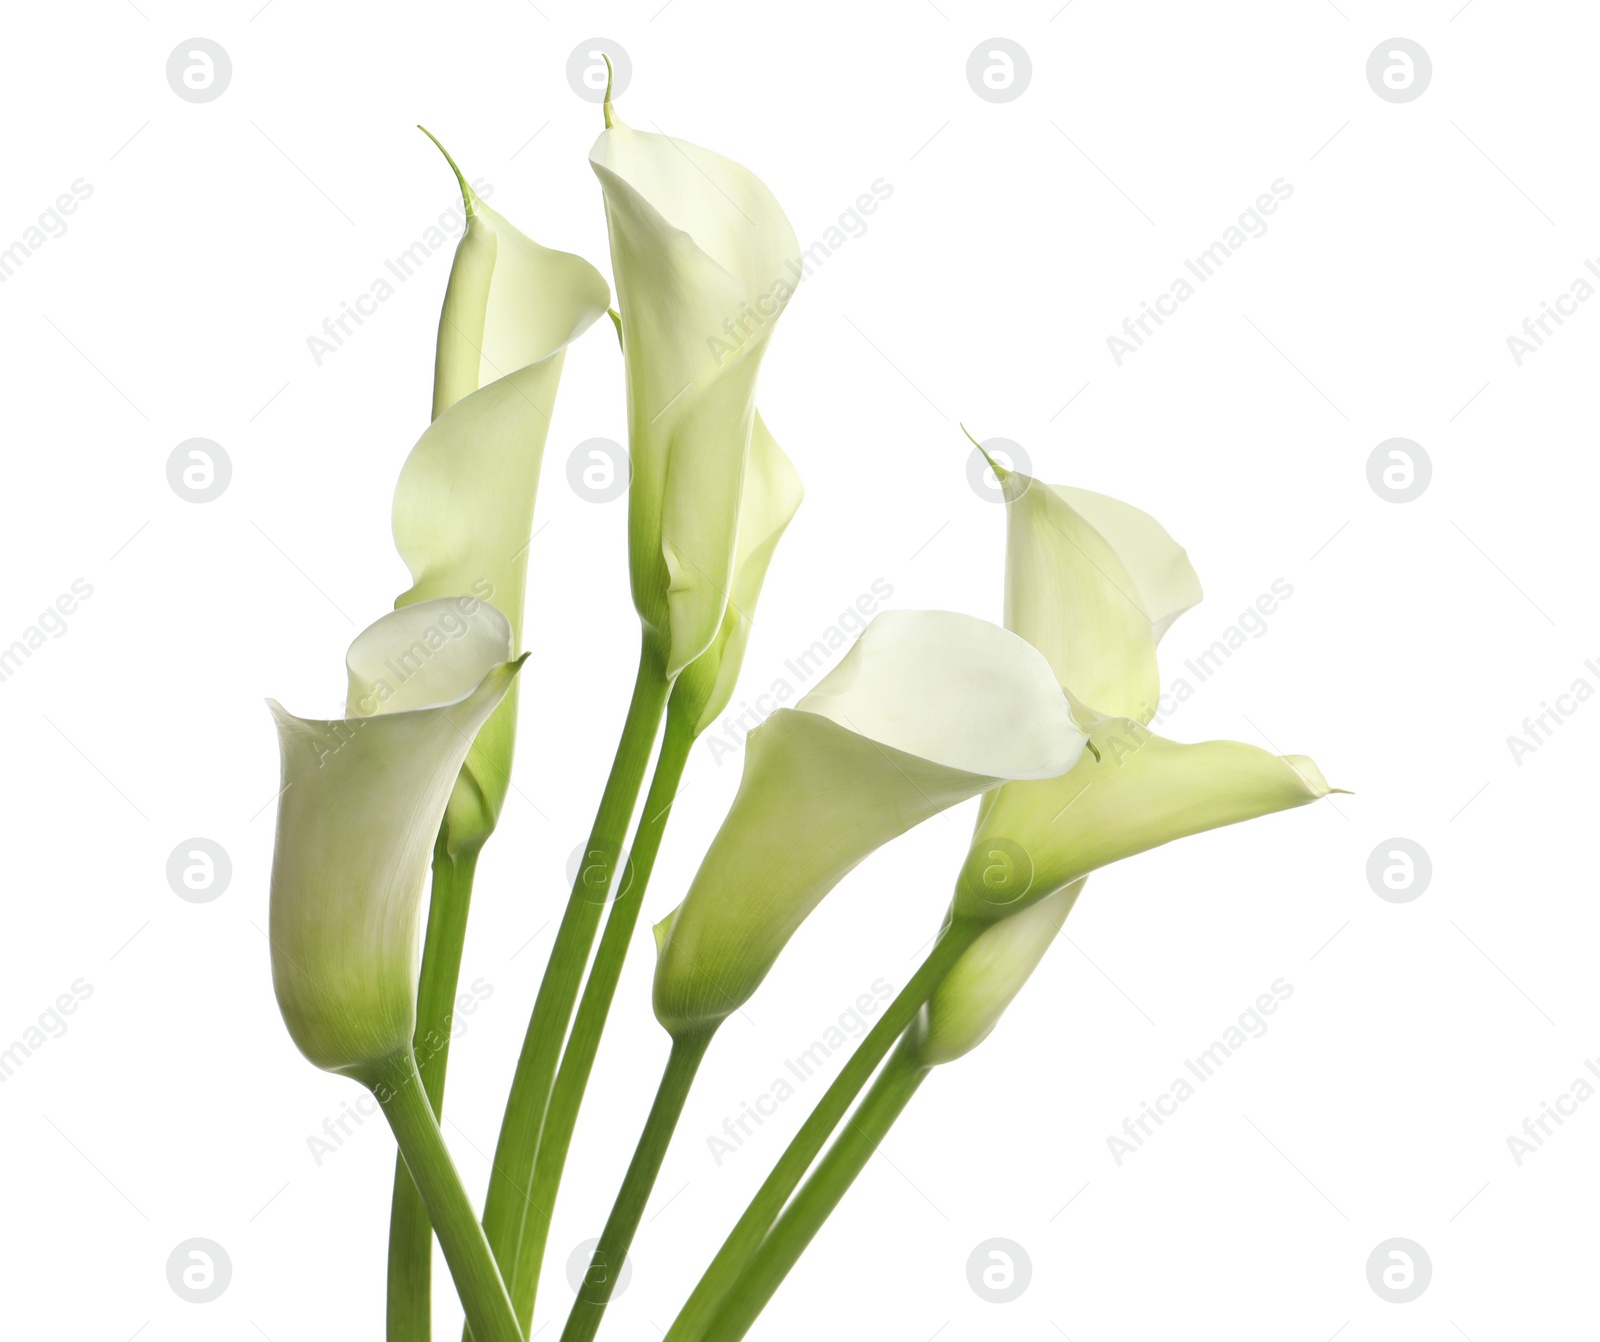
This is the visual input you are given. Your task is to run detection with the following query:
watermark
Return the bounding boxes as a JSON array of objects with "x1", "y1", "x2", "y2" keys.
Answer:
[
  {"x1": 306, "y1": 179, "x2": 493, "y2": 367},
  {"x1": 1366, "y1": 40, "x2": 1431, "y2": 104},
  {"x1": 966, "y1": 1238, "x2": 1031, "y2": 1302},
  {"x1": 1505, "y1": 1056, "x2": 1600, "y2": 1166},
  {"x1": 168, "y1": 438, "x2": 231, "y2": 503},
  {"x1": 0, "y1": 579, "x2": 94, "y2": 686},
  {"x1": 966, "y1": 437, "x2": 1031, "y2": 502},
  {"x1": 966, "y1": 39, "x2": 1032, "y2": 103},
  {"x1": 701, "y1": 578, "x2": 895, "y2": 765},
  {"x1": 1506, "y1": 258, "x2": 1600, "y2": 366},
  {"x1": 709, "y1": 180, "x2": 894, "y2": 366},
  {"x1": 1141, "y1": 580, "x2": 1294, "y2": 727},
  {"x1": 306, "y1": 1090, "x2": 384, "y2": 1166},
  {"x1": 705, "y1": 979, "x2": 894, "y2": 1166},
  {"x1": 567, "y1": 438, "x2": 629, "y2": 503},
  {"x1": 167, "y1": 1238, "x2": 232, "y2": 1302},
  {"x1": 961, "y1": 836, "x2": 1036, "y2": 912},
  {"x1": 1106, "y1": 979, "x2": 1293, "y2": 1166},
  {"x1": 567, "y1": 1238, "x2": 632, "y2": 1299},
  {"x1": 305, "y1": 977, "x2": 493, "y2": 1166},
  {"x1": 0, "y1": 179, "x2": 92, "y2": 285},
  {"x1": 1366, "y1": 838, "x2": 1431, "y2": 903},
  {"x1": 1506, "y1": 662, "x2": 1600, "y2": 765},
  {"x1": 1366, "y1": 1238, "x2": 1431, "y2": 1302},
  {"x1": 566, "y1": 838, "x2": 635, "y2": 907},
  {"x1": 1366, "y1": 438, "x2": 1430, "y2": 503},
  {"x1": 167, "y1": 839, "x2": 232, "y2": 904},
  {"x1": 166, "y1": 39, "x2": 231, "y2": 103},
  {"x1": 1107, "y1": 179, "x2": 1293, "y2": 366},
  {"x1": 0, "y1": 979, "x2": 94, "y2": 1083},
  {"x1": 567, "y1": 40, "x2": 630, "y2": 104}
]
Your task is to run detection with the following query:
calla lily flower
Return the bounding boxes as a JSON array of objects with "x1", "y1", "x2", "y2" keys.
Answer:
[
  {"x1": 392, "y1": 135, "x2": 610, "y2": 849},
  {"x1": 989, "y1": 455, "x2": 1202, "y2": 722},
  {"x1": 950, "y1": 464, "x2": 1331, "y2": 925},
  {"x1": 910, "y1": 468, "x2": 1335, "y2": 1061},
  {"x1": 268, "y1": 598, "x2": 526, "y2": 1078},
  {"x1": 651, "y1": 610, "x2": 1088, "y2": 1039},
  {"x1": 591, "y1": 97, "x2": 801, "y2": 681}
]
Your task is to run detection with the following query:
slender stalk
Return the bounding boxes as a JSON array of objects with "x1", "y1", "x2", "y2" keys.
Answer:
[
  {"x1": 480, "y1": 644, "x2": 671, "y2": 1325},
  {"x1": 561, "y1": 1032, "x2": 713, "y2": 1342},
  {"x1": 371, "y1": 1050, "x2": 524, "y2": 1342},
  {"x1": 388, "y1": 831, "x2": 483, "y2": 1341},
  {"x1": 702, "y1": 1039, "x2": 931, "y2": 1341},
  {"x1": 514, "y1": 704, "x2": 698, "y2": 1325},
  {"x1": 665, "y1": 918, "x2": 983, "y2": 1342}
]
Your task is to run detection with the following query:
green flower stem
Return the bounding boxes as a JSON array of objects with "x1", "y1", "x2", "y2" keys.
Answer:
[
  {"x1": 512, "y1": 703, "x2": 698, "y2": 1326},
  {"x1": 665, "y1": 918, "x2": 983, "y2": 1342},
  {"x1": 388, "y1": 831, "x2": 483, "y2": 1341},
  {"x1": 480, "y1": 645, "x2": 671, "y2": 1321},
  {"x1": 560, "y1": 1031, "x2": 713, "y2": 1342},
  {"x1": 370, "y1": 1050, "x2": 524, "y2": 1342},
  {"x1": 701, "y1": 1038, "x2": 931, "y2": 1341}
]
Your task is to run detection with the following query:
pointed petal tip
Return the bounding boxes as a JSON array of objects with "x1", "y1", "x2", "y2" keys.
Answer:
[
  {"x1": 1282, "y1": 753, "x2": 1334, "y2": 798},
  {"x1": 651, "y1": 906, "x2": 678, "y2": 956},
  {"x1": 961, "y1": 423, "x2": 1010, "y2": 482},
  {"x1": 417, "y1": 125, "x2": 475, "y2": 217},
  {"x1": 480, "y1": 651, "x2": 532, "y2": 697}
]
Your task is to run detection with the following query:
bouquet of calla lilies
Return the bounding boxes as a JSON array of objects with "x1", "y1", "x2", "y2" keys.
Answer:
[{"x1": 267, "y1": 64, "x2": 1338, "y2": 1342}]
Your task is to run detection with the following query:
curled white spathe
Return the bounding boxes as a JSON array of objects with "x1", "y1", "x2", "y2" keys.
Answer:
[
  {"x1": 652, "y1": 609, "x2": 1088, "y2": 1038},
  {"x1": 268, "y1": 600, "x2": 524, "y2": 1077}
]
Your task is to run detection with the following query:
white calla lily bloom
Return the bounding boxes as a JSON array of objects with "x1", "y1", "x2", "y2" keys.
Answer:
[
  {"x1": 912, "y1": 470, "x2": 1335, "y2": 1061},
  {"x1": 651, "y1": 610, "x2": 1088, "y2": 1038},
  {"x1": 268, "y1": 599, "x2": 526, "y2": 1078},
  {"x1": 993, "y1": 459, "x2": 1202, "y2": 721},
  {"x1": 392, "y1": 137, "x2": 610, "y2": 848},
  {"x1": 591, "y1": 102, "x2": 801, "y2": 681}
]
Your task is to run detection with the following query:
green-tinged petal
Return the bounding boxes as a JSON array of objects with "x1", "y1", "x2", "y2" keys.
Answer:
[
  {"x1": 954, "y1": 712, "x2": 1332, "y2": 924},
  {"x1": 268, "y1": 603, "x2": 526, "y2": 1077},
  {"x1": 591, "y1": 112, "x2": 800, "y2": 677},
  {"x1": 346, "y1": 595, "x2": 514, "y2": 715},
  {"x1": 394, "y1": 139, "x2": 610, "y2": 848},
  {"x1": 652, "y1": 610, "x2": 1087, "y2": 1037},
  {"x1": 1001, "y1": 473, "x2": 1202, "y2": 722},
  {"x1": 423, "y1": 134, "x2": 610, "y2": 421},
  {"x1": 673, "y1": 412, "x2": 803, "y2": 736},
  {"x1": 909, "y1": 879, "x2": 1086, "y2": 1067}
]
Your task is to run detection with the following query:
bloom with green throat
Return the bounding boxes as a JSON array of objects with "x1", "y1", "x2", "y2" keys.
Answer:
[
  {"x1": 269, "y1": 597, "x2": 531, "y2": 1342},
  {"x1": 268, "y1": 598, "x2": 526, "y2": 1078},
  {"x1": 949, "y1": 454, "x2": 1335, "y2": 930},
  {"x1": 393, "y1": 131, "x2": 610, "y2": 855},
  {"x1": 923, "y1": 454, "x2": 1339, "y2": 1055},
  {"x1": 589, "y1": 74, "x2": 802, "y2": 684},
  {"x1": 652, "y1": 608, "x2": 1090, "y2": 1040},
  {"x1": 476, "y1": 82, "x2": 809, "y2": 1331}
]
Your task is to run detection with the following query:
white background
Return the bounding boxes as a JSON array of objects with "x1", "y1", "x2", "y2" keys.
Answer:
[{"x1": 1, "y1": 2, "x2": 1594, "y2": 1338}]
